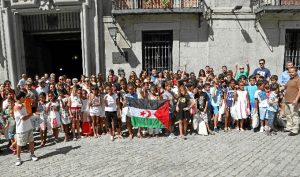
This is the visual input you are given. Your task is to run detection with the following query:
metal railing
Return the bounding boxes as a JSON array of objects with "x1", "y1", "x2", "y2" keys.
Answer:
[
  {"x1": 113, "y1": 0, "x2": 203, "y2": 10},
  {"x1": 254, "y1": 0, "x2": 300, "y2": 7}
]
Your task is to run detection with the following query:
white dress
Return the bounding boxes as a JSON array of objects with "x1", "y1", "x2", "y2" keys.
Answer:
[
  {"x1": 59, "y1": 97, "x2": 71, "y2": 125},
  {"x1": 236, "y1": 90, "x2": 248, "y2": 119},
  {"x1": 89, "y1": 96, "x2": 101, "y2": 117},
  {"x1": 47, "y1": 101, "x2": 61, "y2": 128}
]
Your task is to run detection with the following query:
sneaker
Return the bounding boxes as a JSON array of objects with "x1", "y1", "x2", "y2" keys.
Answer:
[
  {"x1": 213, "y1": 127, "x2": 219, "y2": 133},
  {"x1": 110, "y1": 136, "x2": 114, "y2": 141},
  {"x1": 240, "y1": 128, "x2": 245, "y2": 132},
  {"x1": 168, "y1": 133, "x2": 176, "y2": 139},
  {"x1": 235, "y1": 127, "x2": 240, "y2": 131},
  {"x1": 224, "y1": 127, "x2": 228, "y2": 132},
  {"x1": 31, "y1": 154, "x2": 38, "y2": 161},
  {"x1": 15, "y1": 158, "x2": 22, "y2": 166},
  {"x1": 260, "y1": 126, "x2": 264, "y2": 132}
]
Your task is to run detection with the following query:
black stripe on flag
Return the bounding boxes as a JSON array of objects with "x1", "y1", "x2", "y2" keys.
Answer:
[{"x1": 128, "y1": 98, "x2": 167, "y2": 110}]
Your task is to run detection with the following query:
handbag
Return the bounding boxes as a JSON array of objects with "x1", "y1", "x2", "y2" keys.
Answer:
[
  {"x1": 198, "y1": 119, "x2": 208, "y2": 136},
  {"x1": 193, "y1": 112, "x2": 200, "y2": 130}
]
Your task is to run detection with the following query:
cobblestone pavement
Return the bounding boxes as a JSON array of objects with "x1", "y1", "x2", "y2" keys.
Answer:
[{"x1": 0, "y1": 130, "x2": 300, "y2": 177}]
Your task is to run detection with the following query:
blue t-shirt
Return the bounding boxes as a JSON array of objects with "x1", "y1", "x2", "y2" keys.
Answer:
[
  {"x1": 210, "y1": 86, "x2": 223, "y2": 107},
  {"x1": 226, "y1": 87, "x2": 235, "y2": 107},
  {"x1": 123, "y1": 93, "x2": 138, "y2": 106},
  {"x1": 246, "y1": 84, "x2": 257, "y2": 104},
  {"x1": 253, "y1": 67, "x2": 271, "y2": 79}
]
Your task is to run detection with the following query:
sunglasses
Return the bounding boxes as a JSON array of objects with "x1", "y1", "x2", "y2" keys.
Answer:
[{"x1": 259, "y1": 62, "x2": 264, "y2": 65}]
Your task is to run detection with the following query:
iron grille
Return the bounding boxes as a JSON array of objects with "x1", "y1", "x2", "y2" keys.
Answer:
[
  {"x1": 142, "y1": 31, "x2": 173, "y2": 73},
  {"x1": 284, "y1": 29, "x2": 300, "y2": 70}
]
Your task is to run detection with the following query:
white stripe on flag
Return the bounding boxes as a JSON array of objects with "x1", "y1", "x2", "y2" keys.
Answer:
[{"x1": 129, "y1": 107, "x2": 157, "y2": 119}]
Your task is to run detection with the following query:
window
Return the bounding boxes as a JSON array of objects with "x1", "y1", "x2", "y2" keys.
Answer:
[
  {"x1": 284, "y1": 29, "x2": 300, "y2": 70},
  {"x1": 142, "y1": 30, "x2": 173, "y2": 73}
]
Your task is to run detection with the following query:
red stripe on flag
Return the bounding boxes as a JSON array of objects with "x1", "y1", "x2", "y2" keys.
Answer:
[{"x1": 154, "y1": 101, "x2": 170, "y2": 129}]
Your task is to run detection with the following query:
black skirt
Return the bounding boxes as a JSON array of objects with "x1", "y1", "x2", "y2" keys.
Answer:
[{"x1": 176, "y1": 109, "x2": 190, "y2": 121}]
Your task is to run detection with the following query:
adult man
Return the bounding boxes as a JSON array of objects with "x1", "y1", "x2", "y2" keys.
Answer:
[
  {"x1": 279, "y1": 60, "x2": 300, "y2": 85},
  {"x1": 235, "y1": 63, "x2": 250, "y2": 81},
  {"x1": 252, "y1": 59, "x2": 271, "y2": 80},
  {"x1": 284, "y1": 67, "x2": 300, "y2": 136},
  {"x1": 17, "y1": 74, "x2": 27, "y2": 90},
  {"x1": 25, "y1": 80, "x2": 38, "y2": 112},
  {"x1": 35, "y1": 80, "x2": 48, "y2": 95},
  {"x1": 220, "y1": 65, "x2": 228, "y2": 78}
]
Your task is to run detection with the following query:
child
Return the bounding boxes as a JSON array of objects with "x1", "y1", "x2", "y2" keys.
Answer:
[
  {"x1": 104, "y1": 85, "x2": 121, "y2": 141},
  {"x1": 147, "y1": 85, "x2": 161, "y2": 137},
  {"x1": 210, "y1": 80, "x2": 223, "y2": 132},
  {"x1": 176, "y1": 86, "x2": 193, "y2": 139},
  {"x1": 58, "y1": 90, "x2": 70, "y2": 142},
  {"x1": 123, "y1": 84, "x2": 138, "y2": 139},
  {"x1": 14, "y1": 91, "x2": 38, "y2": 166},
  {"x1": 162, "y1": 81, "x2": 177, "y2": 138},
  {"x1": 46, "y1": 91, "x2": 61, "y2": 143},
  {"x1": 0, "y1": 109, "x2": 16, "y2": 154},
  {"x1": 194, "y1": 85, "x2": 214, "y2": 135},
  {"x1": 235, "y1": 81, "x2": 250, "y2": 131},
  {"x1": 255, "y1": 81, "x2": 268, "y2": 132},
  {"x1": 36, "y1": 92, "x2": 48, "y2": 146},
  {"x1": 89, "y1": 86, "x2": 102, "y2": 138},
  {"x1": 224, "y1": 79, "x2": 236, "y2": 132},
  {"x1": 68, "y1": 86, "x2": 82, "y2": 140},
  {"x1": 99, "y1": 86, "x2": 107, "y2": 134},
  {"x1": 81, "y1": 89, "x2": 91, "y2": 137},
  {"x1": 266, "y1": 84, "x2": 279, "y2": 135},
  {"x1": 246, "y1": 75, "x2": 257, "y2": 130}
]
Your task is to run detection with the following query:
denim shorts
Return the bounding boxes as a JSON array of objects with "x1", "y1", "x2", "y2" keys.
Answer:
[
  {"x1": 259, "y1": 107, "x2": 268, "y2": 120},
  {"x1": 8, "y1": 132, "x2": 15, "y2": 139},
  {"x1": 213, "y1": 106, "x2": 219, "y2": 115}
]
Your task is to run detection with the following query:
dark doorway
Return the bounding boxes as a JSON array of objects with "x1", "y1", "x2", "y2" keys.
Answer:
[
  {"x1": 142, "y1": 31, "x2": 173, "y2": 73},
  {"x1": 23, "y1": 32, "x2": 82, "y2": 78}
]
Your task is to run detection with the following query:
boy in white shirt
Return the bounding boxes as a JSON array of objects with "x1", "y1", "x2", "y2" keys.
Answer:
[{"x1": 14, "y1": 91, "x2": 38, "y2": 166}]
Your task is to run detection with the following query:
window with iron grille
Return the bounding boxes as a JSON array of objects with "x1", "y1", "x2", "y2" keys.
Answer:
[
  {"x1": 142, "y1": 31, "x2": 173, "y2": 73},
  {"x1": 284, "y1": 29, "x2": 300, "y2": 70}
]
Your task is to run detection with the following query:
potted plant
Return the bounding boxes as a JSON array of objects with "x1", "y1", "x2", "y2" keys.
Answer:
[{"x1": 161, "y1": 0, "x2": 170, "y2": 9}]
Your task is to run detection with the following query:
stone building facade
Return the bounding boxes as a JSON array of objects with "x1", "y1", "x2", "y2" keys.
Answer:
[
  {"x1": 104, "y1": 0, "x2": 300, "y2": 77},
  {"x1": 0, "y1": 0, "x2": 300, "y2": 87}
]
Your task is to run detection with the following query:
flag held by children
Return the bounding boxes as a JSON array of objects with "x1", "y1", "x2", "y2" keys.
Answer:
[{"x1": 128, "y1": 99, "x2": 170, "y2": 129}]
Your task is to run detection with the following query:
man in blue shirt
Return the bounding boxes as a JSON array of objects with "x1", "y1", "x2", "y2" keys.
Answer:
[
  {"x1": 279, "y1": 60, "x2": 300, "y2": 85},
  {"x1": 252, "y1": 59, "x2": 271, "y2": 80}
]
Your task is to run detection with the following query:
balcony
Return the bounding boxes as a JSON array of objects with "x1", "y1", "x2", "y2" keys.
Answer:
[
  {"x1": 254, "y1": 0, "x2": 300, "y2": 13},
  {"x1": 10, "y1": 0, "x2": 83, "y2": 8},
  {"x1": 112, "y1": 0, "x2": 204, "y2": 15}
]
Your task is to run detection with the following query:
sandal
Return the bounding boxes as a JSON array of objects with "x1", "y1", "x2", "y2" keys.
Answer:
[{"x1": 129, "y1": 134, "x2": 133, "y2": 140}]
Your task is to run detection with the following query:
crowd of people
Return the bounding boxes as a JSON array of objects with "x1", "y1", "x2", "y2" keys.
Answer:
[{"x1": 0, "y1": 58, "x2": 300, "y2": 166}]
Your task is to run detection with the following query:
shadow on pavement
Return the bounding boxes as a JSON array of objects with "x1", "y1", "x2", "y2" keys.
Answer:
[{"x1": 39, "y1": 146, "x2": 81, "y2": 160}]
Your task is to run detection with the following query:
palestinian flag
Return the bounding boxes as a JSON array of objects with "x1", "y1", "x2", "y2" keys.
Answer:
[{"x1": 128, "y1": 99, "x2": 170, "y2": 129}]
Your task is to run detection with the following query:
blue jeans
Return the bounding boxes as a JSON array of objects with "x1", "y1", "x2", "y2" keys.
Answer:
[{"x1": 267, "y1": 110, "x2": 276, "y2": 126}]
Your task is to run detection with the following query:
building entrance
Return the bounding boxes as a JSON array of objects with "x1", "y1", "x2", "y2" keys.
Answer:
[
  {"x1": 23, "y1": 32, "x2": 82, "y2": 78},
  {"x1": 22, "y1": 12, "x2": 82, "y2": 78}
]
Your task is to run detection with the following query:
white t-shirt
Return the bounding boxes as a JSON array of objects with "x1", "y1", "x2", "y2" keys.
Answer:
[
  {"x1": 14, "y1": 104, "x2": 33, "y2": 133},
  {"x1": 2, "y1": 99, "x2": 9, "y2": 110},
  {"x1": 254, "y1": 90, "x2": 268, "y2": 108},
  {"x1": 104, "y1": 93, "x2": 118, "y2": 112}
]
